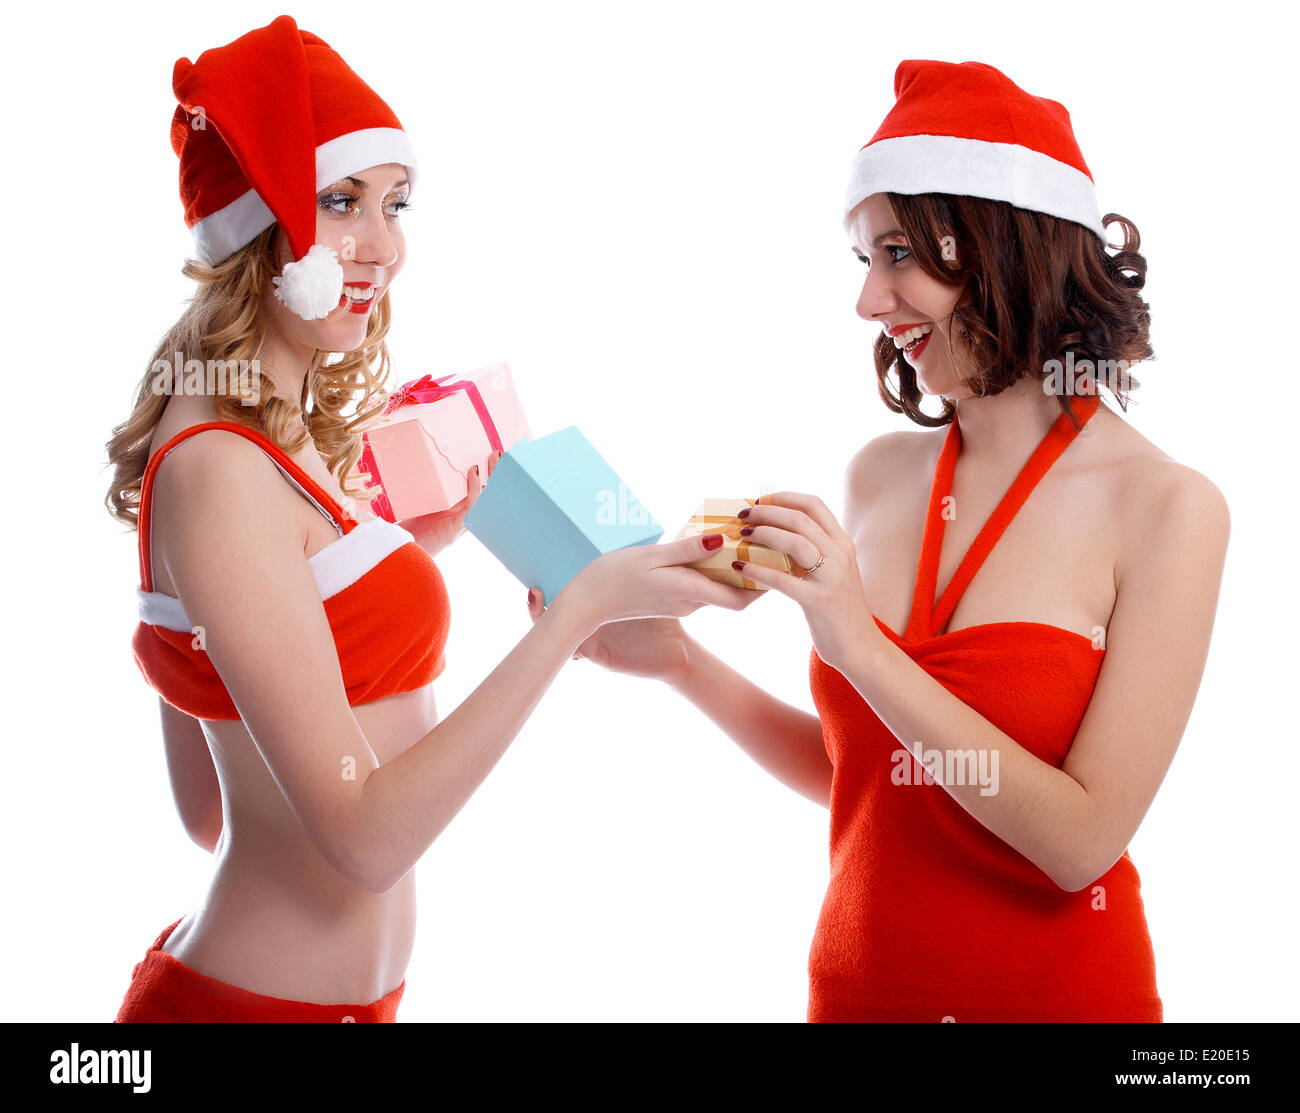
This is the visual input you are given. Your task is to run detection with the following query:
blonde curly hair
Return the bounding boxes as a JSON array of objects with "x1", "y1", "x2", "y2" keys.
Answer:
[{"x1": 104, "y1": 225, "x2": 396, "y2": 530}]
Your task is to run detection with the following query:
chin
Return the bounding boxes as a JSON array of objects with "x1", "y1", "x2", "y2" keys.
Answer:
[
  {"x1": 313, "y1": 317, "x2": 373, "y2": 352},
  {"x1": 914, "y1": 370, "x2": 958, "y2": 398},
  {"x1": 914, "y1": 360, "x2": 977, "y2": 401}
]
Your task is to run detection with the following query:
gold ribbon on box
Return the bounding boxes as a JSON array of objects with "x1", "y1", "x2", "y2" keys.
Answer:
[{"x1": 680, "y1": 498, "x2": 804, "y2": 590}]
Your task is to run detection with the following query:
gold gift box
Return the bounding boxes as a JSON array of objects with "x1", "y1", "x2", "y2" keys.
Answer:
[{"x1": 673, "y1": 497, "x2": 806, "y2": 591}]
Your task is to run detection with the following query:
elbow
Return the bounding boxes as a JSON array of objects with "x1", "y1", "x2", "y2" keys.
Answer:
[
  {"x1": 348, "y1": 844, "x2": 393, "y2": 894},
  {"x1": 335, "y1": 781, "x2": 405, "y2": 894},
  {"x1": 1050, "y1": 869, "x2": 1094, "y2": 894},
  {"x1": 329, "y1": 815, "x2": 405, "y2": 895},
  {"x1": 310, "y1": 773, "x2": 415, "y2": 894},
  {"x1": 189, "y1": 827, "x2": 220, "y2": 854},
  {"x1": 1048, "y1": 851, "x2": 1116, "y2": 894},
  {"x1": 185, "y1": 809, "x2": 224, "y2": 855},
  {"x1": 328, "y1": 835, "x2": 391, "y2": 894},
  {"x1": 814, "y1": 761, "x2": 833, "y2": 809},
  {"x1": 365, "y1": 863, "x2": 412, "y2": 895},
  {"x1": 338, "y1": 767, "x2": 425, "y2": 893},
  {"x1": 347, "y1": 850, "x2": 409, "y2": 895},
  {"x1": 797, "y1": 771, "x2": 833, "y2": 809}
]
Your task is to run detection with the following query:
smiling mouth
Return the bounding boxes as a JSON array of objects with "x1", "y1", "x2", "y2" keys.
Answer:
[
  {"x1": 893, "y1": 323, "x2": 934, "y2": 352},
  {"x1": 337, "y1": 285, "x2": 378, "y2": 314}
]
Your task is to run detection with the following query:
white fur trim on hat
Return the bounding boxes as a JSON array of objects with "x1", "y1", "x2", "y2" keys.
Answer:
[
  {"x1": 314, "y1": 127, "x2": 417, "y2": 191},
  {"x1": 845, "y1": 133, "x2": 1106, "y2": 240},
  {"x1": 189, "y1": 127, "x2": 418, "y2": 266},
  {"x1": 191, "y1": 189, "x2": 276, "y2": 266}
]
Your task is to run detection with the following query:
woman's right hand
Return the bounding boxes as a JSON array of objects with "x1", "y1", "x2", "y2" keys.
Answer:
[
  {"x1": 528, "y1": 533, "x2": 761, "y2": 680},
  {"x1": 529, "y1": 600, "x2": 692, "y2": 681}
]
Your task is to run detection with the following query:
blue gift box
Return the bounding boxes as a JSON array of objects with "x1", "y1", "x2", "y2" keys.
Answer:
[{"x1": 462, "y1": 425, "x2": 663, "y2": 605}]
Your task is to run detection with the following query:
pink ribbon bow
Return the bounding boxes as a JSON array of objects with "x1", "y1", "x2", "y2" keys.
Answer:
[{"x1": 382, "y1": 373, "x2": 504, "y2": 454}]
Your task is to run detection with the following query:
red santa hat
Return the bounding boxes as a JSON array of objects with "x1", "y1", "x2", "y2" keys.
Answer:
[
  {"x1": 845, "y1": 60, "x2": 1105, "y2": 241},
  {"x1": 170, "y1": 14, "x2": 417, "y2": 319}
]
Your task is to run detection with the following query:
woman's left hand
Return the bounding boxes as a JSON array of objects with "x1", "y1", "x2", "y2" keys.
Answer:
[
  {"x1": 731, "y1": 492, "x2": 880, "y2": 674},
  {"x1": 397, "y1": 450, "x2": 501, "y2": 560}
]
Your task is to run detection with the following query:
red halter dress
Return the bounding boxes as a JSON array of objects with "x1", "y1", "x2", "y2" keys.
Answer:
[{"x1": 807, "y1": 394, "x2": 1162, "y2": 1022}]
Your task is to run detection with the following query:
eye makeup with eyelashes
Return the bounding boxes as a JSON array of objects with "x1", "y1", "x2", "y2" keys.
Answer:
[
  {"x1": 317, "y1": 190, "x2": 413, "y2": 218},
  {"x1": 854, "y1": 243, "x2": 912, "y2": 268}
]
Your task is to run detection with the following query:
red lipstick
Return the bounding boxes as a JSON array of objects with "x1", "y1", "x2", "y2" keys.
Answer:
[{"x1": 340, "y1": 282, "x2": 378, "y2": 315}]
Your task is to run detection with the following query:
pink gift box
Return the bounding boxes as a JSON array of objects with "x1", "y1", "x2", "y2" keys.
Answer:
[{"x1": 360, "y1": 364, "x2": 530, "y2": 521}]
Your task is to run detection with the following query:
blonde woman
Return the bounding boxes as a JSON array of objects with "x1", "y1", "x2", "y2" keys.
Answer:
[{"x1": 107, "y1": 15, "x2": 751, "y2": 1022}]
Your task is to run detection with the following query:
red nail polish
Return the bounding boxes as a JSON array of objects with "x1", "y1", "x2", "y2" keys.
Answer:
[
  {"x1": 703, "y1": 533, "x2": 724, "y2": 550},
  {"x1": 737, "y1": 507, "x2": 750, "y2": 519},
  {"x1": 740, "y1": 526, "x2": 753, "y2": 536},
  {"x1": 731, "y1": 560, "x2": 745, "y2": 571}
]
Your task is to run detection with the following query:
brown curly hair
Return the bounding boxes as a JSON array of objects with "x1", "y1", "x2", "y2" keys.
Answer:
[
  {"x1": 870, "y1": 193, "x2": 1152, "y2": 431},
  {"x1": 104, "y1": 225, "x2": 397, "y2": 530}
]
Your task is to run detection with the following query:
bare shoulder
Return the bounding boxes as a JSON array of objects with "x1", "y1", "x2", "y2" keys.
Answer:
[
  {"x1": 843, "y1": 426, "x2": 943, "y2": 532},
  {"x1": 151, "y1": 427, "x2": 286, "y2": 518},
  {"x1": 150, "y1": 428, "x2": 306, "y2": 584},
  {"x1": 1099, "y1": 421, "x2": 1230, "y2": 585}
]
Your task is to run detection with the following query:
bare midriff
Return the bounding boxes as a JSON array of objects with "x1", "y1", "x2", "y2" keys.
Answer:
[
  {"x1": 149, "y1": 394, "x2": 436, "y2": 1006},
  {"x1": 160, "y1": 683, "x2": 435, "y2": 1005}
]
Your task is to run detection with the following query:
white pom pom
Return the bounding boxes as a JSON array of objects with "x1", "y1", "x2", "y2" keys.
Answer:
[{"x1": 272, "y1": 244, "x2": 344, "y2": 319}]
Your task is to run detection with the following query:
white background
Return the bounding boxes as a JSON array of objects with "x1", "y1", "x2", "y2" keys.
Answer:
[{"x1": 3, "y1": 0, "x2": 1295, "y2": 1022}]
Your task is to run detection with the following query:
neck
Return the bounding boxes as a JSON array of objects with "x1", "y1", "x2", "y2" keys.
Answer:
[
  {"x1": 256, "y1": 326, "x2": 317, "y2": 411},
  {"x1": 950, "y1": 377, "x2": 1080, "y2": 462}
]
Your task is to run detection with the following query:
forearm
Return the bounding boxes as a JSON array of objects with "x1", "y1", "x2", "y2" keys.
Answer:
[
  {"x1": 666, "y1": 634, "x2": 831, "y2": 806},
  {"x1": 356, "y1": 595, "x2": 595, "y2": 892},
  {"x1": 842, "y1": 631, "x2": 1099, "y2": 891}
]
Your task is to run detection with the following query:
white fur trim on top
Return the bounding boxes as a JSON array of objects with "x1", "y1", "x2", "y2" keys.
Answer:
[
  {"x1": 189, "y1": 127, "x2": 418, "y2": 265},
  {"x1": 307, "y1": 517, "x2": 413, "y2": 599},
  {"x1": 138, "y1": 517, "x2": 416, "y2": 632},
  {"x1": 844, "y1": 133, "x2": 1106, "y2": 240}
]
